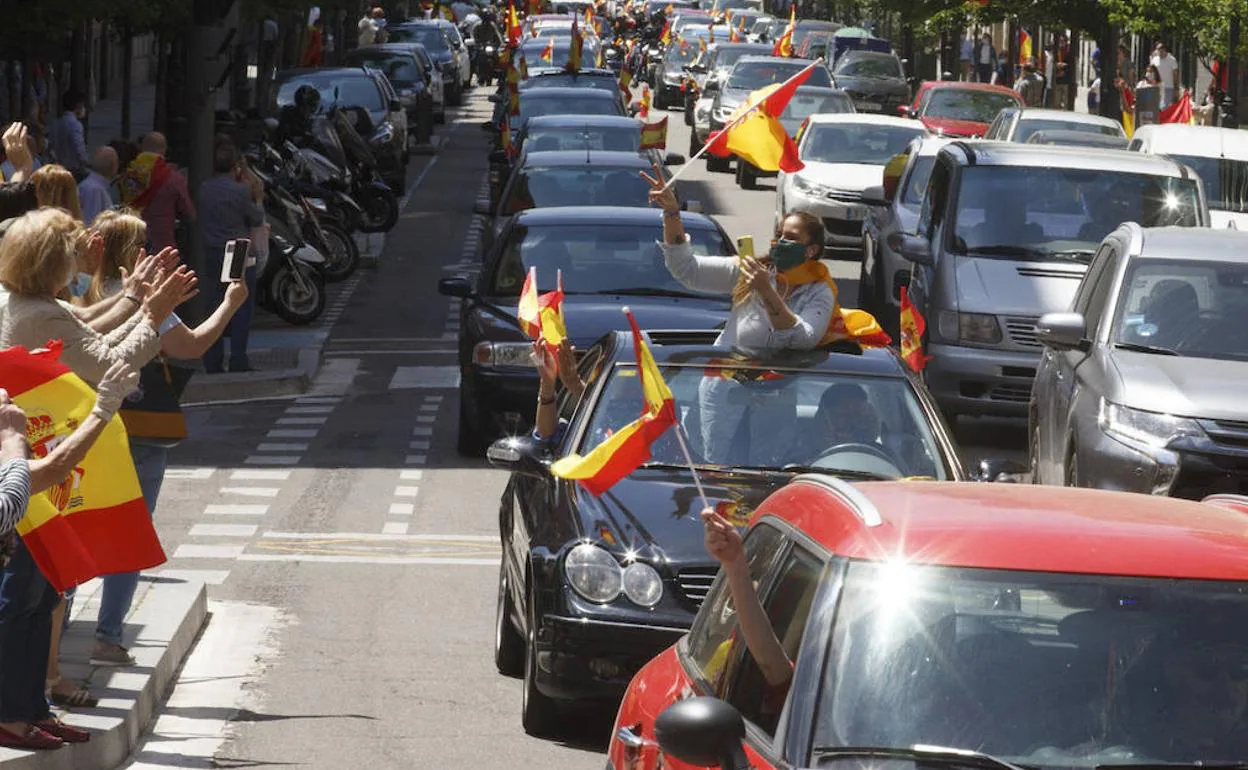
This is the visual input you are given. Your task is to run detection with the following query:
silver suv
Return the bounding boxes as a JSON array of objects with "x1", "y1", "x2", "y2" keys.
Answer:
[{"x1": 895, "y1": 142, "x2": 1208, "y2": 421}]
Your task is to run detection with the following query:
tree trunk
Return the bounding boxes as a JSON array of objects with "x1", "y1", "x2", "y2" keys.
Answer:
[
  {"x1": 122, "y1": 29, "x2": 134, "y2": 140},
  {"x1": 154, "y1": 34, "x2": 168, "y2": 134},
  {"x1": 70, "y1": 24, "x2": 88, "y2": 94},
  {"x1": 99, "y1": 21, "x2": 111, "y2": 101}
]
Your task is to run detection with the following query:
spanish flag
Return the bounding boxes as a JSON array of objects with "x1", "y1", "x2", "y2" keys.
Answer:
[
  {"x1": 501, "y1": 115, "x2": 517, "y2": 158},
  {"x1": 2, "y1": 344, "x2": 166, "y2": 592},
  {"x1": 506, "y1": 0, "x2": 522, "y2": 47},
  {"x1": 566, "y1": 20, "x2": 583, "y2": 73},
  {"x1": 618, "y1": 68, "x2": 633, "y2": 98},
  {"x1": 1161, "y1": 90, "x2": 1195, "y2": 124},
  {"x1": 1121, "y1": 86, "x2": 1135, "y2": 137},
  {"x1": 638, "y1": 85, "x2": 651, "y2": 118},
  {"x1": 540, "y1": 37, "x2": 554, "y2": 63},
  {"x1": 659, "y1": 19, "x2": 672, "y2": 45},
  {"x1": 517, "y1": 267, "x2": 568, "y2": 350},
  {"x1": 551, "y1": 310, "x2": 677, "y2": 495},
  {"x1": 730, "y1": 20, "x2": 741, "y2": 43},
  {"x1": 507, "y1": 61, "x2": 522, "y2": 115},
  {"x1": 640, "y1": 116, "x2": 668, "y2": 150},
  {"x1": 706, "y1": 60, "x2": 816, "y2": 173},
  {"x1": 773, "y1": 5, "x2": 795, "y2": 57},
  {"x1": 899, "y1": 287, "x2": 931, "y2": 371},
  {"x1": 1018, "y1": 28, "x2": 1032, "y2": 65}
]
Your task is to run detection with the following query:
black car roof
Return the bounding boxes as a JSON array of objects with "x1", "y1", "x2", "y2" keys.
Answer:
[
  {"x1": 513, "y1": 206, "x2": 721, "y2": 229},
  {"x1": 524, "y1": 115, "x2": 641, "y2": 129},
  {"x1": 275, "y1": 67, "x2": 370, "y2": 79},
  {"x1": 524, "y1": 68, "x2": 616, "y2": 78},
  {"x1": 519, "y1": 150, "x2": 654, "y2": 167},
  {"x1": 520, "y1": 87, "x2": 620, "y2": 99}
]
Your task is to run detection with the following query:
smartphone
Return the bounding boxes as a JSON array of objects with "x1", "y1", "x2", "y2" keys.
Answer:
[
  {"x1": 221, "y1": 239, "x2": 250, "y2": 283},
  {"x1": 736, "y1": 235, "x2": 755, "y2": 258}
]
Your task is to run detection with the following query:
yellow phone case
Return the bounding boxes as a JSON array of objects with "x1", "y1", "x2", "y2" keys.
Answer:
[{"x1": 736, "y1": 235, "x2": 754, "y2": 258}]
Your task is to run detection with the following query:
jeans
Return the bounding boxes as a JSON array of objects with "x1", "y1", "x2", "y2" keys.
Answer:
[
  {"x1": 976, "y1": 64, "x2": 994, "y2": 83},
  {"x1": 0, "y1": 539, "x2": 58, "y2": 722},
  {"x1": 203, "y1": 265, "x2": 258, "y2": 373},
  {"x1": 95, "y1": 442, "x2": 167, "y2": 646},
  {"x1": 697, "y1": 378, "x2": 797, "y2": 466}
]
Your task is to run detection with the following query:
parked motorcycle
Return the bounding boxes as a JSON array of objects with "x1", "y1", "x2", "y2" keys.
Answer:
[
  {"x1": 321, "y1": 110, "x2": 401, "y2": 233},
  {"x1": 250, "y1": 164, "x2": 328, "y2": 324}
]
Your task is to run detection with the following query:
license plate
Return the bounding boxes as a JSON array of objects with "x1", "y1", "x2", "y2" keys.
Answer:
[{"x1": 854, "y1": 101, "x2": 882, "y2": 112}]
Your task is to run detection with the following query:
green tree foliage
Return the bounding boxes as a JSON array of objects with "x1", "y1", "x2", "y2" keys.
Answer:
[{"x1": 1102, "y1": 0, "x2": 1238, "y2": 58}]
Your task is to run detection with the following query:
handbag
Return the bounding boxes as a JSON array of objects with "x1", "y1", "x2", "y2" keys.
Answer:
[{"x1": 118, "y1": 357, "x2": 194, "y2": 448}]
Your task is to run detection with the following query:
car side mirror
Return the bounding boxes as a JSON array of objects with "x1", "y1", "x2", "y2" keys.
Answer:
[
  {"x1": 975, "y1": 458, "x2": 1029, "y2": 483},
  {"x1": 654, "y1": 697, "x2": 749, "y2": 770},
  {"x1": 664, "y1": 152, "x2": 686, "y2": 166},
  {"x1": 893, "y1": 233, "x2": 933, "y2": 266},
  {"x1": 438, "y1": 276, "x2": 475, "y2": 298},
  {"x1": 861, "y1": 184, "x2": 888, "y2": 206},
  {"x1": 487, "y1": 435, "x2": 549, "y2": 477},
  {"x1": 1036, "y1": 312, "x2": 1090, "y2": 352}
]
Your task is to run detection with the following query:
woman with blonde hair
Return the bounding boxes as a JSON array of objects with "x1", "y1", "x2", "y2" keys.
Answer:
[
  {"x1": 30, "y1": 164, "x2": 82, "y2": 221},
  {"x1": 84, "y1": 209, "x2": 147, "y2": 306}
]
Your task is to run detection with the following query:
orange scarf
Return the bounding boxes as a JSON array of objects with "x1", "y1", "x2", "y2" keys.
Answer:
[{"x1": 778, "y1": 259, "x2": 891, "y2": 347}]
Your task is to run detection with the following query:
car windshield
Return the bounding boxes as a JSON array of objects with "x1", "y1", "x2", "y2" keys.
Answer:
[
  {"x1": 727, "y1": 60, "x2": 832, "y2": 90},
  {"x1": 388, "y1": 26, "x2": 451, "y2": 53},
  {"x1": 951, "y1": 167, "x2": 1202, "y2": 260},
  {"x1": 817, "y1": 562, "x2": 1248, "y2": 767},
  {"x1": 714, "y1": 47, "x2": 764, "y2": 74},
  {"x1": 901, "y1": 156, "x2": 936, "y2": 205},
  {"x1": 524, "y1": 125, "x2": 640, "y2": 153},
  {"x1": 1015, "y1": 118, "x2": 1122, "y2": 143},
  {"x1": 666, "y1": 44, "x2": 700, "y2": 67},
  {"x1": 503, "y1": 165, "x2": 651, "y2": 213},
  {"x1": 583, "y1": 366, "x2": 948, "y2": 477},
  {"x1": 1112, "y1": 257, "x2": 1248, "y2": 361},
  {"x1": 801, "y1": 123, "x2": 927, "y2": 165},
  {"x1": 520, "y1": 75, "x2": 618, "y2": 94},
  {"x1": 521, "y1": 40, "x2": 573, "y2": 66},
  {"x1": 275, "y1": 75, "x2": 383, "y2": 113},
  {"x1": 922, "y1": 88, "x2": 1018, "y2": 123},
  {"x1": 782, "y1": 92, "x2": 854, "y2": 130},
  {"x1": 1167, "y1": 154, "x2": 1248, "y2": 214},
  {"x1": 519, "y1": 93, "x2": 622, "y2": 120},
  {"x1": 835, "y1": 55, "x2": 903, "y2": 79},
  {"x1": 349, "y1": 54, "x2": 423, "y2": 85}
]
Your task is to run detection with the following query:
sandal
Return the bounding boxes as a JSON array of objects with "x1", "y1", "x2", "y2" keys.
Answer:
[
  {"x1": 45, "y1": 677, "x2": 99, "y2": 709},
  {"x1": 34, "y1": 718, "x2": 89, "y2": 743},
  {"x1": 0, "y1": 725, "x2": 63, "y2": 750}
]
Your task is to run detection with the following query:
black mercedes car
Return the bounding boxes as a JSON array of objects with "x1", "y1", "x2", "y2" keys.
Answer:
[
  {"x1": 438, "y1": 207, "x2": 733, "y2": 455},
  {"x1": 831, "y1": 49, "x2": 911, "y2": 115},
  {"x1": 486, "y1": 330, "x2": 968, "y2": 735}
]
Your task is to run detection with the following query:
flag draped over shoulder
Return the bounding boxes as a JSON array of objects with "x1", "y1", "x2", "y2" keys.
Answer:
[
  {"x1": 1161, "y1": 91, "x2": 1194, "y2": 124},
  {"x1": 1, "y1": 344, "x2": 166, "y2": 592},
  {"x1": 118, "y1": 152, "x2": 172, "y2": 211},
  {"x1": 551, "y1": 311, "x2": 677, "y2": 495},
  {"x1": 706, "y1": 61, "x2": 815, "y2": 173}
]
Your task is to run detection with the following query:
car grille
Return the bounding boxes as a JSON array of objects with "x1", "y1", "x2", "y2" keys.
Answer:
[
  {"x1": 987, "y1": 384, "x2": 1033, "y2": 403},
  {"x1": 1171, "y1": 451, "x2": 1248, "y2": 500},
  {"x1": 1004, "y1": 316, "x2": 1041, "y2": 348},
  {"x1": 824, "y1": 189, "x2": 863, "y2": 203},
  {"x1": 676, "y1": 567, "x2": 718, "y2": 609},
  {"x1": 822, "y1": 217, "x2": 863, "y2": 238},
  {"x1": 1198, "y1": 419, "x2": 1248, "y2": 450}
]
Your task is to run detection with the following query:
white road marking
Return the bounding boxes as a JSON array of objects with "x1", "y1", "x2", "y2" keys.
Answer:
[
  {"x1": 409, "y1": 440, "x2": 431, "y2": 451},
  {"x1": 267, "y1": 429, "x2": 317, "y2": 439},
  {"x1": 190, "y1": 523, "x2": 259, "y2": 538},
  {"x1": 412, "y1": 427, "x2": 433, "y2": 437},
  {"x1": 394, "y1": 486, "x2": 420, "y2": 497},
  {"x1": 276, "y1": 416, "x2": 328, "y2": 425},
  {"x1": 416, "y1": 415, "x2": 437, "y2": 423},
  {"x1": 164, "y1": 468, "x2": 216, "y2": 480},
  {"x1": 261, "y1": 532, "x2": 498, "y2": 542},
  {"x1": 428, "y1": 395, "x2": 445, "y2": 402},
  {"x1": 230, "y1": 469, "x2": 290, "y2": 481},
  {"x1": 173, "y1": 544, "x2": 247, "y2": 560},
  {"x1": 237, "y1": 554, "x2": 496, "y2": 566},
  {"x1": 244, "y1": 455, "x2": 301, "y2": 466},
  {"x1": 399, "y1": 469, "x2": 424, "y2": 480},
  {"x1": 405, "y1": 454, "x2": 428, "y2": 465},
  {"x1": 205, "y1": 504, "x2": 270, "y2": 516},
  {"x1": 152, "y1": 569, "x2": 232, "y2": 586},
  {"x1": 388, "y1": 365, "x2": 461, "y2": 390},
  {"x1": 256, "y1": 442, "x2": 310, "y2": 452},
  {"x1": 389, "y1": 503, "x2": 415, "y2": 515},
  {"x1": 295, "y1": 396, "x2": 343, "y2": 404},
  {"x1": 419, "y1": 404, "x2": 439, "y2": 412},
  {"x1": 382, "y1": 522, "x2": 410, "y2": 535},
  {"x1": 285, "y1": 406, "x2": 335, "y2": 414},
  {"x1": 220, "y1": 486, "x2": 280, "y2": 498}
]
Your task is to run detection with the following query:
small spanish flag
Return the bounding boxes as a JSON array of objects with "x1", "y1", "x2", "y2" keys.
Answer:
[
  {"x1": 640, "y1": 116, "x2": 668, "y2": 150},
  {"x1": 899, "y1": 287, "x2": 931, "y2": 371},
  {"x1": 706, "y1": 61, "x2": 815, "y2": 173},
  {"x1": 698, "y1": 37, "x2": 707, "y2": 53},
  {"x1": 659, "y1": 19, "x2": 672, "y2": 45},
  {"x1": 551, "y1": 310, "x2": 677, "y2": 495},
  {"x1": 540, "y1": 38, "x2": 554, "y2": 62},
  {"x1": 517, "y1": 268, "x2": 568, "y2": 350},
  {"x1": 773, "y1": 5, "x2": 795, "y2": 57},
  {"x1": 1121, "y1": 86, "x2": 1135, "y2": 137},
  {"x1": 618, "y1": 68, "x2": 633, "y2": 97},
  {"x1": 506, "y1": 0, "x2": 522, "y2": 46},
  {"x1": 3, "y1": 343, "x2": 166, "y2": 591},
  {"x1": 507, "y1": 62, "x2": 522, "y2": 115},
  {"x1": 730, "y1": 20, "x2": 741, "y2": 42},
  {"x1": 566, "y1": 20, "x2": 583, "y2": 73},
  {"x1": 638, "y1": 85, "x2": 651, "y2": 117},
  {"x1": 501, "y1": 115, "x2": 517, "y2": 158}
]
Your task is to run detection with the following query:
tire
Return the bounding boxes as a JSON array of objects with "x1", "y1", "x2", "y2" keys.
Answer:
[
  {"x1": 314, "y1": 223, "x2": 360, "y2": 283},
  {"x1": 269, "y1": 264, "x2": 326, "y2": 325},
  {"x1": 1065, "y1": 447, "x2": 1080, "y2": 488},
  {"x1": 495, "y1": 561, "x2": 525, "y2": 677},
  {"x1": 737, "y1": 160, "x2": 757, "y2": 190},
  {"x1": 357, "y1": 187, "x2": 400, "y2": 233},
  {"x1": 521, "y1": 582, "x2": 559, "y2": 737},
  {"x1": 457, "y1": 390, "x2": 487, "y2": 456},
  {"x1": 706, "y1": 153, "x2": 730, "y2": 173}
]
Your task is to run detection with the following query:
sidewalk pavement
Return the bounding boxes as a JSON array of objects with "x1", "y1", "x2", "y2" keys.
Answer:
[{"x1": 0, "y1": 574, "x2": 207, "y2": 769}]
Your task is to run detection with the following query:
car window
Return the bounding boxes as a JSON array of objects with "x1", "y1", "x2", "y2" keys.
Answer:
[
  {"x1": 727, "y1": 60, "x2": 832, "y2": 90},
  {"x1": 389, "y1": 25, "x2": 451, "y2": 52},
  {"x1": 781, "y1": 92, "x2": 855, "y2": 128},
  {"x1": 834, "y1": 55, "x2": 903, "y2": 79},
  {"x1": 275, "y1": 75, "x2": 384, "y2": 113},
  {"x1": 1166, "y1": 154, "x2": 1248, "y2": 214},
  {"x1": 901, "y1": 156, "x2": 936, "y2": 206},
  {"x1": 519, "y1": 94, "x2": 622, "y2": 120},
  {"x1": 922, "y1": 88, "x2": 1019, "y2": 123},
  {"x1": 1073, "y1": 243, "x2": 1115, "y2": 317},
  {"x1": 918, "y1": 156, "x2": 952, "y2": 242},
  {"x1": 1081, "y1": 247, "x2": 1119, "y2": 337},
  {"x1": 503, "y1": 165, "x2": 653, "y2": 213},
  {"x1": 352, "y1": 54, "x2": 423, "y2": 86},
  {"x1": 725, "y1": 544, "x2": 823, "y2": 736},
  {"x1": 1112, "y1": 257, "x2": 1248, "y2": 359},
  {"x1": 1015, "y1": 118, "x2": 1122, "y2": 143},
  {"x1": 523, "y1": 126, "x2": 640, "y2": 153},
  {"x1": 800, "y1": 123, "x2": 926, "y2": 165},
  {"x1": 521, "y1": 75, "x2": 620, "y2": 95}
]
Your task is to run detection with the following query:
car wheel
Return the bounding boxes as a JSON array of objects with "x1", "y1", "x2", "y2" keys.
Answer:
[
  {"x1": 495, "y1": 560, "x2": 525, "y2": 677},
  {"x1": 521, "y1": 582, "x2": 559, "y2": 737},
  {"x1": 457, "y1": 389, "x2": 487, "y2": 457},
  {"x1": 706, "y1": 153, "x2": 729, "y2": 173}
]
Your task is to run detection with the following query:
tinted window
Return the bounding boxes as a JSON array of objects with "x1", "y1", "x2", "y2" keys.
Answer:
[
  {"x1": 1014, "y1": 118, "x2": 1123, "y2": 143},
  {"x1": 922, "y1": 88, "x2": 1019, "y2": 123},
  {"x1": 780, "y1": 91, "x2": 854, "y2": 129},
  {"x1": 801, "y1": 123, "x2": 927, "y2": 165},
  {"x1": 1113, "y1": 257, "x2": 1248, "y2": 359},
  {"x1": 275, "y1": 74, "x2": 383, "y2": 112},
  {"x1": 834, "y1": 55, "x2": 903, "y2": 79},
  {"x1": 665, "y1": 44, "x2": 700, "y2": 66},
  {"x1": 727, "y1": 60, "x2": 832, "y2": 90},
  {"x1": 349, "y1": 53, "x2": 423, "y2": 85},
  {"x1": 901, "y1": 156, "x2": 936, "y2": 205},
  {"x1": 520, "y1": 75, "x2": 619, "y2": 94},
  {"x1": 1168, "y1": 154, "x2": 1248, "y2": 213},
  {"x1": 518, "y1": 93, "x2": 623, "y2": 120},
  {"x1": 503, "y1": 165, "x2": 651, "y2": 213},
  {"x1": 951, "y1": 166, "x2": 1201, "y2": 261},
  {"x1": 388, "y1": 26, "x2": 451, "y2": 53},
  {"x1": 715, "y1": 47, "x2": 766, "y2": 74},
  {"x1": 523, "y1": 125, "x2": 641, "y2": 153}
]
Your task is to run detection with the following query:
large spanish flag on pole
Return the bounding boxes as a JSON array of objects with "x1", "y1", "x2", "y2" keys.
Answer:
[
  {"x1": 705, "y1": 58, "x2": 817, "y2": 173},
  {"x1": 551, "y1": 309, "x2": 677, "y2": 495},
  {"x1": 1, "y1": 344, "x2": 166, "y2": 591}
]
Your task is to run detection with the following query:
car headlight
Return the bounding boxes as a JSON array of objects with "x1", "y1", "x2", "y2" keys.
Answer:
[
  {"x1": 485, "y1": 45, "x2": 496, "y2": 54},
  {"x1": 621, "y1": 561, "x2": 663, "y2": 607},
  {"x1": 957, "y1": 312, "x2": 1002, "y2": 344},
  {"x1": 1098, "y1": 399, "x2": 1204, "y2": 451},
  {"x1": 472, "y1": 341, "x2": 536, "y2": 367},
  {"x1": 565, "y1": 544, "x2": 622, "y2": 603},
  {"x1": 792, "y1": 175, "x2": 834, "y2": 198}
]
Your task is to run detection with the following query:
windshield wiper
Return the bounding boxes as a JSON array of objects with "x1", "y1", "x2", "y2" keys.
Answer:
[
  {"x1": 1096, "y1": 764, "x2": 1248, "y2": 770},
  {"x1": 587, "y1": 287, "x2": 710, "y2": 299},
  {"x1": 729, "y1": 464, "x2": 895, "y2": 481},
  {"x1": 812, "y1": 745, "x2": 1033, "y2": 770},
  {"x1": 1041, "y1": 248, "x2": 1096, "y2": 261},
  {"x1": 1114, "y1": 341, "x2": 1179, "y2": 356},
  {"x1": 965, "y1": 244, "x2": 1051, "y2": 259}
]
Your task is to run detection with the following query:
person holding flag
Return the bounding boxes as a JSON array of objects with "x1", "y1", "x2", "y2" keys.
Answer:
[{"x1": 773, "y1": 5, "x2": 795, "y2": 57}]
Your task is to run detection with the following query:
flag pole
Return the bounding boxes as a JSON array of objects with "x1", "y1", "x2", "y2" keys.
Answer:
[
  {"x1": 672, "y1": 418, "x2": 713, "y2": 513},
  {"x1": 659, "y1": 57, "x2": 823, "y2": 191}
]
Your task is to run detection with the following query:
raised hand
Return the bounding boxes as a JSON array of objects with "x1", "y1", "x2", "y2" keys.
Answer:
[
  {"x1": 642, "y1": 162, "x2": 678, "y2": 214},
  {"x1": 701, "y1": 507, "x2": 743, "y2": 566},
  {"x1": 2, "y1": 123, "x2": 32, "y2": 182}
]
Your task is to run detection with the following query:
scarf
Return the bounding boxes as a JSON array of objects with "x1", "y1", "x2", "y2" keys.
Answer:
[
  {"x1": 118, "y1": 152, "x2": 172, "y2": 211},
  {"x1": 778, "y1": 259, "x2": 892, "y2": 347}
]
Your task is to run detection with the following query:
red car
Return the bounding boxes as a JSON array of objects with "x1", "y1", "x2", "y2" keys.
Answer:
[
  {"x1": 899, "y1": 81, "x2": 1022, "y2": 138},
  {"x1": 608, "y1": 477, "x2": 1248, "y2": 770}
]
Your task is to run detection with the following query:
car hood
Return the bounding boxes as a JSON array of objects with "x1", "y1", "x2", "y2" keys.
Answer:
[
  {"x1": 1108, "y1": 351, "x2": 1248, "y2": 421},
  {"x1": 954, "y1": 255, "x2": 1086, "y2": 316},
  {"x1": 920, "y1": 115, "x2": 989, "y2": 137},
  {"x1": 477, "y1": 292, "x2": 730, "y2": 347},
  {"x1": 571, "y1": 466, "x2": 787, "y2": 565},
  {"x1": 795, "y1": 161, "x2": 883, "y2": 192},
  {"x1": 1210, "y1": 209, "x2": 1248, "y2": 230},
  {"x1": 834, "y1": 75, "x2": 908, "y2": 96}
]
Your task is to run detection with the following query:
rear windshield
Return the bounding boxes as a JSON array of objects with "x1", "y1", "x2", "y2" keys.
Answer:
[
  {"x1": 276, "y1": 75, "x2": 383, "y2": 112},
  {"x1": 524, "y1": 125, "x2": 641, "y2": 153},
  {"x1": 1167, "y1": 154, "x2": 1248, "y2": 214},
  {"x1": 922, "y1": 88, "x2": 1019, "y2": 123},
  {"x1": 348, "y1": 53, "x2": 424, "y2": 85},
  {"x1": 727, "y1": 60, "x2": 832, "y2": 90},
  {"x1": 503, "y1": 166, "x2": 652, "y2": 213},
  {"x1": 801, "y1": 123, "x2": 927, "y2": 165},
  {"x1": 1015, "y1": 118, "x2": 1122, "y2": 143},
  {"x1": 388, "y1": 26, "x2": 450, "y2": 53},
  {"x1": 834, "y1": 55, "x2": 903, "y2": 79},
  {"x1": 519, "y1": 93, "x2": 623, "y2": 120}
]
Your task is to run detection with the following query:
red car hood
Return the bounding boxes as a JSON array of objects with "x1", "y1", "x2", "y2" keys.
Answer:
[{"x1": 920, "y1": 115, "x2": 989, "y2": 137}]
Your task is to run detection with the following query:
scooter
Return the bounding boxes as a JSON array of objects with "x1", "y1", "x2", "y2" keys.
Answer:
[{"x1": 251, "y1": 165, "x2": 328, "y2": 324}]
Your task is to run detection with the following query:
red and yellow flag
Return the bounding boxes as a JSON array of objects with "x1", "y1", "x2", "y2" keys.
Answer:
[
  {"x1": 519, "y1": 55, "x2": 529, "y2": 79},
  {"x1": 698, "y1": 37, "x2": 707, "y2": 54},
  {"x1": 679, "y1": 37, "x2": 688, "y2": 54},
  {"x1": 1161, "y1": 91, "x2": 1195, "y2": 124},
  {"x1": 618, "y1": 67, "x2": 633, "y2": 97},
  {"x1": 640, "y1": 116, "x2": 668, "y2": 150},
  {"x1": 551, "y1": 310, "x2": 676, "y2": 495},
  {"x1": 706, "y1": 60, "x2": 815, "y2": 172},
  {"x1": 1018, "y1": 28, "x2": 1032, "y2": 65},
  {"x1": 526, "y1": 0, "x2": 541, "y2": 17},
  {"x1": 2, "y1": 344, "x2": 166, "y2": 591},
  {"x1": 899, "y1": 287, "x2": 931, "y2": 371},
  {"x1": 730, "y1": 20, "x2": 741, "y2": 43},
  {"x1": 506, "y1": 0, "x2": 523, "y2": 47},
  {"x1": 638, "y1": 85, "x2": 651, "y2": 117},
  {"x1": 659, "y1": 19, "x2": 672, "y2": 45},
  {"x1": 773, "y1": 5, "x2": 795, "y2": 56},
  {"x1": 540, "y1": 37, "x2": 554, "y2": 63},
  {"x1": 566, "y1": 20, "x2": 583, "y2": 73},
  {"x1": 501, "y1": 115, "x2": 517, "y2": 158},
  {"x1": 517, "y1": 267, "x2": 568, "y2": 349}
]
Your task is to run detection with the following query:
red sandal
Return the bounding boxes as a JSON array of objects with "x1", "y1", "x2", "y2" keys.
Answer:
[
  {"x1": 34, "y1": 718, "x2": 89, "y2": 743},
  {"x1": 0, "y1": 724, "x2": 63, "y2": 750}
]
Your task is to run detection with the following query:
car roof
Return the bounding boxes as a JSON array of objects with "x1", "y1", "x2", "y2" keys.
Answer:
[
  {"x1": 520, "y1": 86, "x2": 619, "y2": 99},
  {"x1": 1133, "y1": 123, "x2": 1248, "y2": 158},
  {"x1": 519, "y1": 150, "x2": 653, "y2": 167},
  {"x1": 513, "y1": 206, "x2": 722, "y2": 229},
  {"x1": 276, "y1": 66, "x2": 370, "y2": 80},
  {"x1": 807, "y1": 113, "x2": 925, "y2": 130},
  {"x1": 920, "y1": 80, "x2": 1017, "y2": 96},
  {"x1": 712, "y1": 42, "x2": 772, "y2": 52},
  {"x1": 944, "y1": 141, "x2": 1191, "y2": 176},
  {"x1": 735, "y1": 55, "x2": 818, "y2": 66},
  {"x1": 776, "y1": 479, "x2": 1248, "y2": 580},
  {"x1": 839, "y1": 49, "x2": 898, "y2": 60},
  {"x1": 1015, "y1": 108, "x2": 1121, "y2": 127},
  {"x1": 524, "y1": 115, "x2": 641, "y2": 129},
  {"x1": 1136, "y1": 226, "x2": 1248, "y2": 261},
  {"x1": 524, "y1": 68, "x2": 616, "y2": 78},
  {"x1": 599, "y1": 329, "x2": 907, "y2": 375},
  {"x1": 912, "y1": 136, "x2": 956, "y2": 156},
  {"x1": 795, "y1": 19, "x2": 839, "y2": 28}
]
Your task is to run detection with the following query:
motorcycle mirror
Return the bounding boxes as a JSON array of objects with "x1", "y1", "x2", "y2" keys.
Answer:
[{"x1": 263, "y1": 117, "x2": 280, "y2": 132}]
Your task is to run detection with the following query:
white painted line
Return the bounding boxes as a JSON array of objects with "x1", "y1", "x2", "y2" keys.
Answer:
[
  {"x1": 382, "y1": 522, "x2": 410, "y2": 535},
  {"x1": 230, "y1": 469, "x2": 291, "y2": 481},
  {"x1": 257, "y1": 442, "x2": 310, "y2": 452},
  {"x1": 394, "y1": 486, "x2": 420, "y2": 497},
  {"x1": 220, "y1": 486, "x2": 280, "y2": 498},
  {"x1": 416, "y1": 415, "x2": 437, "y2": 424},
  {"x1": 261, "y1": 531, "x2": 498, "y2": 542},
  {"x1": 405, "y1": 454, "x2": 428, "y2": 465},
  {"x1": 245, "y1": 455, "x2": 302, "y2": 465},
  {"x1": 296, "y1": 396, "x2": 342, "y2": 404},
  {"x1": 285, "y1": 406, "x2": 335, "y2": 414},
  {"x1": 276, "y1": 416, "x2": 327, "y2": 425},
  {"x1": 173, "y1": 544, "x2": 247, "y2": 560},
  {"x1": 412, "y1": 426, "x2": 433, "y2": 437},
  {"x1": 190, "y1": 523, "x2": 259, "y2": 538},
  {"x1": 428, "y1": 395, "x2": 445, "y2": 402},
  {"x1": 164, "y1": 468, "x2": 216, "y2": 480},
  {"x1": 267, "y1": 429, "x2": 317, "y2": 439},
  {"x1": 153, "y1": 568, "x2": 232, "y2": 585},
  {"x1": 238, "y1": 554, "x2": 496, "y2": 566},
  {"x1": 403, "y1": 155, "x2": 439, "y2": 202},
  {"x1": 205, "y1": 504, "x2": 269, "y2": 516},
  {"x1": 399, "y1": 469, "x2": 424, "y2": 481},
  {"x1": 389, "y1": 503, "x2": 415, "y2": 515},
  {"x1": 409, "y1": 440, "x2": 431, "y2": 451},
  {"x1": 388, "y1": 365, "x2": 461, "y2": 390},
  {"x1": 419, "y1": 404, "x2": 439, "y2": 412}
]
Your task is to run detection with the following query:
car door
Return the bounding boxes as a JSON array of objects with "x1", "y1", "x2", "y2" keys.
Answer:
[
  {"x1": 373, "y1": 71, "x2": 409, "y2": 143},
  {"x1": 905, "y1": 152, "x2": 953, "y2": 325}
]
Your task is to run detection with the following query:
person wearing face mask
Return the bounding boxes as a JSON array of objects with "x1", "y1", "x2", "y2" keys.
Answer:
[{"x1": 646, "y1": 165, "x2": 837, "y2": 464}]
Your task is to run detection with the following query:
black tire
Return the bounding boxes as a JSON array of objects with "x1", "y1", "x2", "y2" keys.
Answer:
[
  {"x1": 706, "y1": 153, "x2": 730, "y2": 173},
  {"x1": 521, "y1": 583, "x2": 559, "y2": 737},
  {"x1": 457, "y1": 390, "x2": 487, "y2": 456},
  {"x1": 314, "y1": 223, "x2": 360, "y2": 283},
  {"x1": 737, "y1": 160, "x2": 757, "y2": 190},
  {"x1": 269, "y1": 264, "x2": 326, "y2": 325},
  {"x1": 357, "y1": 188, "x2": 400, "y2": 233},
  {"x1": 495, "y1": 561, "x2": 525, "y2": 677}
]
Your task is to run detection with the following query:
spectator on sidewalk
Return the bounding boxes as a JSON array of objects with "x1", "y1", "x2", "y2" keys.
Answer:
[
  {"x1": 78, "y1": 147, "x2": 117, "y2": 225},
  {"x1": 31, "y1": 165, "x2": 83, "y2": 222},
  {"x1": 198, "y1": 142, "x2": 264, "y2": 374},
  {"x1": 959, "y1": 33, "x2": 973, "y2": 82},
  {"x1": 121, "y1": 133, "x2": 195, "y2": 253},
  {"x1": 49, "y1": 91, "x2": 88, "y2": 178},
  {"x1": 1151, "y1": 41, "x2": 1179, "y2": 109},
  {"x1": 1014, "y1": 58, "x2": 1045, "y2": 107},
  {"x1": 1114, "y1": 44, "x2": 1136, "y2": 91},
  {"x1": 1050, "y1": 34, "x2": 1074, "y2": 110},
  {"x1": 359, "y1": 5, "x2": 387, "y2": 47},
  {"x1": 974, "y1": 33, "x2": 997, "y2": 84}
]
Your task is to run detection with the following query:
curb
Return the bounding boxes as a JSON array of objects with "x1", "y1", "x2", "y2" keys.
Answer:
[
  {"x1": 180, "y1": 344, "x2": 320, "y2": 405},
  {"x1": 0, "y1": 578, "x2": 208, "y2": 769}
]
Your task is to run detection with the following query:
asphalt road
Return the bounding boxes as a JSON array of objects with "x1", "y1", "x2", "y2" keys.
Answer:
[{"x1": 135, "y1": 87, "x2": 1027, "y2": 769}]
